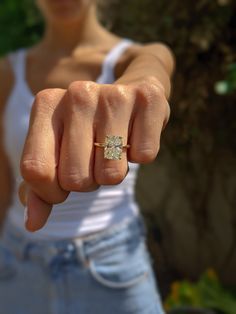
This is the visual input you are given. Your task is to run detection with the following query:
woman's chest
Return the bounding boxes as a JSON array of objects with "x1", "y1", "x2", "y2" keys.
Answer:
[{"x1": 26, "y1": 51, "x2": 106, "y2": 96}]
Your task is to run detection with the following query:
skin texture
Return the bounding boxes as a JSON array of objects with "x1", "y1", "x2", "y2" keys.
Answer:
[{"x1": 0, "y1": 0, "x2": 175, "y2": 232}]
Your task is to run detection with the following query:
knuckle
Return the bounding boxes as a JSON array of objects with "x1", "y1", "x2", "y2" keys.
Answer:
[
  {"x1": 96, "y1": 167, "x2": 126, "y2": 185},
  {"x1": 99, "y1": 85, "x2": 130, "y2": 110},
  {"x1": 35, "y1": 88, "x2": 63, "y2": 104},
  {"x1": 20, "y1": 159, "x2": 52, "y2": 183},
  {"x1": 68, "y1": 81, "x2": 87, "y2": 94},
  {"x1": 35, "y1": 89, "x2": 52, "y2": 104},
  {"x1": 59, "y1": 172, "x2": 94, "y2": 192},
  {"x1": 67, "y1": 81, "x2": 98, "y2": 108},
  {"x1": 136, "y1": 76, "x2": 166, "y2": 108},
  {"x1": 130, "y1": 146, "x2": 159, "y2": 164},
  {"x1": 111, "y1": 85, "x2": 130, "y2": 103},
  {"x1": 34, "y1": 88, "x2": 65, "y2": 113}
]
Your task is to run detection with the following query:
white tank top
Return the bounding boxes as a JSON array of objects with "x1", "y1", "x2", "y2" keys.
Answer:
[{"x1": 3, "y1": 39, "x2": 140, "y2": 240}]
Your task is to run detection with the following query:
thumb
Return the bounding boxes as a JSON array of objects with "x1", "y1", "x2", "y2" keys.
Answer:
[
  {"x1": 18, "y1": 180, "x2": 29, "y2": 206},
  {"x1": 18, "y1": 180, "x2": 52, "y2": 232},
  {"x1": 24, "y1": 189, "x2": 52, "y2": 232}
]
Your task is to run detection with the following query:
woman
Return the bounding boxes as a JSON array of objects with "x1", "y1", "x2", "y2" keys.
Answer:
[{"x1": 0, "y1": 0, "x2": 174, "y2": 313}]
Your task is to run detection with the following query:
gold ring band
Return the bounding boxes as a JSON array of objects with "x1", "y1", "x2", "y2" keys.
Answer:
[{"x1": 94, "y1": 143, "x2": 130, "y2": 148}]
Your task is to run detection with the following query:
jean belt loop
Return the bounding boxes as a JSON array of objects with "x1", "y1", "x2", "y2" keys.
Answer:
[{"x1": 74, "y1": 238, "x2": 89, "y2": 268}]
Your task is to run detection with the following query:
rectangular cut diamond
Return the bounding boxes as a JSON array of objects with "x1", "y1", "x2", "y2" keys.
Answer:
[{"x1": 104, "y1": 135, "x2": 123, "y2": 160}]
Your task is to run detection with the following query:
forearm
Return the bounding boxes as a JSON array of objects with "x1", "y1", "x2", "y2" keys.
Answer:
[{"x1": 115, "y1": 44, "x2": 175, "y2": 100}]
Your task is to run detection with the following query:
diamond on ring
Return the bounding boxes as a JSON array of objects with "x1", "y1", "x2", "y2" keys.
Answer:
[
  {"x1": 94, "y1": 135, "x2": 130, "y2": 160},
  {"x1": 104, "y1": 135, "x2": 123, "y2": 160}
]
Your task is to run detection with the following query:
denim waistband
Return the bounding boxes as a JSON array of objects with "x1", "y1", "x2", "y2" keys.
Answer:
[{"x1": 1, "y1": 213, "x2": 147, "y2": 268}]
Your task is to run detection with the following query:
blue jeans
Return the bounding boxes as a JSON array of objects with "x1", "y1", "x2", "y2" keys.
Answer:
[{"x1": 0, "y1": 214, "x2": 165, "y2": 314}]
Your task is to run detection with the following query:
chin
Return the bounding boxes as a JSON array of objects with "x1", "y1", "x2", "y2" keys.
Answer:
[
  {"x1": 39, "y1": 0, "x2": 92, "y2": 21},
  {"x1": 50, "y1": 0, "x2": 80, "y2": 13}
]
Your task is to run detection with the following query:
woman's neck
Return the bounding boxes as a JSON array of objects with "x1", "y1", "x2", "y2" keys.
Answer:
[{"x1": 39, "y1": 6, "x2": 108, "y2": 54}]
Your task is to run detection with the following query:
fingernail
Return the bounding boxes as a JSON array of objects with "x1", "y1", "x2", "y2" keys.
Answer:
[{"x1": 24, "y1": 206, "x2": 29, "y2": 224}]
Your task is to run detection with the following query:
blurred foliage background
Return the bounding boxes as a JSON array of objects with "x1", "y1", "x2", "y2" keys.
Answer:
[{"x1": 0, "y1": 0, "x2": 236, "y2": 311}]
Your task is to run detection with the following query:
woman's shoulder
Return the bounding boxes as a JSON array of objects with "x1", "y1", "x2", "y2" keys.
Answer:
[{"x1": 0, "y1": 55, "x2": 15, "y2": 113}]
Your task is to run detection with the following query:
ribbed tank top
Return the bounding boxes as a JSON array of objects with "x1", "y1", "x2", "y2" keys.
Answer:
[{"x1": 3, "y1": 39, "x2": 141, "y2": 240}]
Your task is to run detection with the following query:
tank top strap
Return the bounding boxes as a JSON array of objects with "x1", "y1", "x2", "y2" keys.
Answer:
[
  {"x1": 96, "y1": 38, "x2": 134, "y2": 84},
  {"x1": 8, "y1": 48, "x2": 26, "y2": 84}
]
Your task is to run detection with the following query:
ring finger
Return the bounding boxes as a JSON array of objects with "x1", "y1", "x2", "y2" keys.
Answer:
[{"x1": 94, "y1": 85, "x2": 134, "y2": 185}]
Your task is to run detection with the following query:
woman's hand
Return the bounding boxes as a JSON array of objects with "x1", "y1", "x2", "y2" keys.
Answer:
[
  {"x1": 18, "y1": 43, "x2": 174, "y2": 232},
  {"x1": 19, "y1": 77, "x2": 170, "y2": 232}
]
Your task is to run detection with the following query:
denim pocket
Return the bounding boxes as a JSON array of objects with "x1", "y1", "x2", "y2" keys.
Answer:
[
  {"x1": 0, "y1": 243, "x2": 18, "y2": 280},
  {"x1": 88, "y1": 236, "x2": 150, "y2": 289}
]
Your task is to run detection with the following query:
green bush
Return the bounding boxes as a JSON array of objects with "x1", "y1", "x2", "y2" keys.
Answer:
[
  {"x1": 165, "y1": 269, "x2": 236, "y2": 314},
  {"x1": 0, "y1": 0, "x2": 43, "y2": 55}
]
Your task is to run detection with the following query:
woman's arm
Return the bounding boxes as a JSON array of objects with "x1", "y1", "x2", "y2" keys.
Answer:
[
  {"x1": 0, "y1": 58, "x2": 14, "y2": 229},
  {"x1": 115, "y1": 43, "x2": 175, "y2": 99}
]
